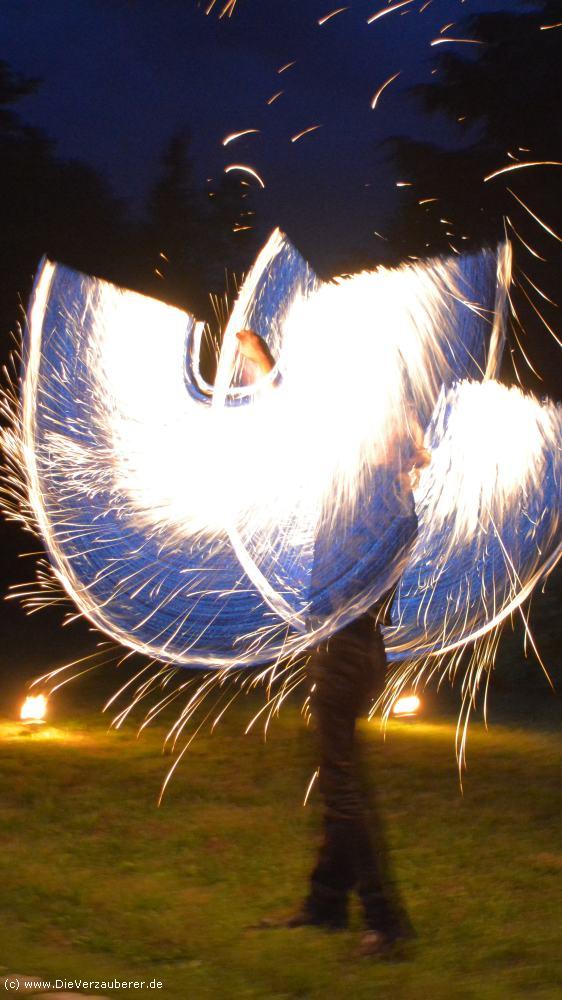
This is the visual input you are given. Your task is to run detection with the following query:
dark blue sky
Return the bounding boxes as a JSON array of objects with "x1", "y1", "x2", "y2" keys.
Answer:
[{"x1": 1, "y1": 0, "x2": 527, "y2": 269}]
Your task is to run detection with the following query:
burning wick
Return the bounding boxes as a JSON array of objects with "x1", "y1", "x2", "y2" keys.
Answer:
[
  {"x1": 20, "y1": 694, "x2": 48, "y2": 725},
  {"x1": 392, "y1": 694, "x2": 421, "y2": 719}
]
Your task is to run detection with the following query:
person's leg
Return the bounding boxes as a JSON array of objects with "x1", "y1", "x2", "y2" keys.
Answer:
[
  {"x1": 253, "y1": 626, "x2": 361, "y2": 930},
  {"x1": 352, "y1": 625, "x2": 415, "y2": 949},
  {"x1": 302, "y1": 693, "x2": 360, "y2": 926},
  {"x1": 300, "y1": 616, "x2": 379, "y2": 927},
  {"x1": 310, "y1": 618, "x2": 413, "y2": 943}
]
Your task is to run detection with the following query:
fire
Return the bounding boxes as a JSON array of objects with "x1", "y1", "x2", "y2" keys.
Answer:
[
  {"x1": 392, "y1": 694, "x2": 421, "y2": 718},
  {"x1": 20, "y1": 694, "x2": 47, "y2": 723}
]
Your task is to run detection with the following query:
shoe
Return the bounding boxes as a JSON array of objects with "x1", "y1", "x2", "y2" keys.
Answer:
[
  {"x1": 357, "y1": 929, "x2": 409, "y2": 959},
  {"x1": 252, "y1": 903, "x2": 347, "y2": 931}
]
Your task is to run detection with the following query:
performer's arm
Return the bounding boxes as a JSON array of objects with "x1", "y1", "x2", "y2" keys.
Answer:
[
  {"x1": 236, "y1": 329, "x2": 430, "y2": 482},
  {"x1": 406, "y1": 407, "x2": 431, "y2": 488},
  {"x1": 236, "y1": 329, "x2": 275, "y2": 376}
]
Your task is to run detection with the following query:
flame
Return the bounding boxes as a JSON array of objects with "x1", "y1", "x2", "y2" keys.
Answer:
[
  {"x1": 392, "y1": 694, "x2": 420, "y2": 717},
  {"x1": 21, "y1": 694, "x2": 47, "y2": 723}
]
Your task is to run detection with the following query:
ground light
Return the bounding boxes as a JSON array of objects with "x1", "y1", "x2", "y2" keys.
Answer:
[
  {"x1": 391, "y1": 693, "x2": 421, "y2": 719},
  {"x1": 20, "y1": 693, "x2": 48, "y2": 726}
]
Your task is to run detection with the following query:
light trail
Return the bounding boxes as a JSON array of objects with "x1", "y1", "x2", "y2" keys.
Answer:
[
  {"x1": 222, "y1": 129, "x2": 260, "y2": 146},
  {"x1": 318, "y1": 7, "x2": 349, "y2": 26},
  {"x1": 505, "y1": 215, "x2": 547, "y2": 261},
  {"x1": 371, "y1": 71, "x2": 402, "y2": 110},
  {"x1": 507, "y1": 188, "x2": 562, "y2": 243},
  {"x1": 205, "y1": 0, "x2": 239, "y2": 16},
  {"x1": 277, "y1": 60, "x2": 297, "y2": 74},
  {"x1": 291, "y1": 125, "x2": 323, "y2": 143},
  {"x1": 516, "y1": 280, "x2": 562, "y2": 349},
  {"x1": 367, "y1": 1, "x2": 414, "y2": 24},
  {"x1": 224, "y1": 164, "x2": 266, "y2": 187},
  {"x1": 303, "y1": 768, "x2": 319, "y2": 806},
  {"x1": 430, "y1": 37, "x2": 484, "y2": 47},
  {"x1": 516, "y1": 267, "x2": 558, "y2": 307},
  {"x1": 205, "y1": 0, "x2": 238, "y2": 17},
  {"x1": 6, "y1": 229, "x2": 544, "y2": 688},
  {"x1": 485, "y1": 161, "x2": 562, "y2": 182}
]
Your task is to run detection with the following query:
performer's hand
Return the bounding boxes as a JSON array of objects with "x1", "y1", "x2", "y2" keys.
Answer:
[
  {"x1": 414, "y1": 446, "x2": 431, "y2": 470},
  {"x1": 236, "y1": 329, "x2": 275, "y2": 375},
  {"x1": 409, "y1": 448, "x2": 431, "y2": 490}
]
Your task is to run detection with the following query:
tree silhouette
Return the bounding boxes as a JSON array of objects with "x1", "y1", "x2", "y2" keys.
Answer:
[
  {"x1": 0, "y1": 60, "x2": 135, "y2": 357},
  {"x1": 385, "y1": 0, "x2": 562, "y2": 396},
  {"x1": 0, "y1": 64, "x2": 260, "y2": 359},
  {"x1": 144, "y1": 130, "x2": 259, "y2": 319},
  {"x1": 144, "y1": 132, "x2": 205, "y2": 309},
  {"x1": 0, "y1": 59, "x2": 261, "y2": 635}
]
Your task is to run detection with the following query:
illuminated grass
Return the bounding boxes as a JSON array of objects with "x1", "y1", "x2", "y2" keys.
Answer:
[{"x1": 0, "y1": 689, "x2": 561, "y2": 1000}]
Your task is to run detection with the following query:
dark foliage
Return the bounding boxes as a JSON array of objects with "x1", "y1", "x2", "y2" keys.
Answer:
[
  {"x1": 385, "y1": 0, "x2": 562, "y2": 397},
  {"x1": 0, "y1": 58, "x2": 258, "y2": 592}
]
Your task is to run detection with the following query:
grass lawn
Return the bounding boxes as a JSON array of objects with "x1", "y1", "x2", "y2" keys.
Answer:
[{"x1": 1, "y1": 672, "x2": 561, "y2": 1000}]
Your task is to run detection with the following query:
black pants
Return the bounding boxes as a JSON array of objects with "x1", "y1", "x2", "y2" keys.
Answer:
[{"x1": 306, "y1": 613, "x2": 407, "y2": 934}]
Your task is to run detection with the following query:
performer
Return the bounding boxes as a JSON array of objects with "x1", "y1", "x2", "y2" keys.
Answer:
[{"x1": 236, "y1": 329, "x2": 428, "y2": 957}]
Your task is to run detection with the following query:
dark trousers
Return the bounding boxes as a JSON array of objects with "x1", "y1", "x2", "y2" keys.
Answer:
[{"x1": 306, "y1": 614, "x2": 407, "y2": 933}]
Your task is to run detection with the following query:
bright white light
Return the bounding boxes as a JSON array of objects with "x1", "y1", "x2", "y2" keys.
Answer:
[
  {"x1": 392, "y1": 694, "x2": 420, "y2": 717},
  {"x1": 417, "y1": 380, "x2": 556, "y2": 541},
  {"x1": 20, "y1": 694, "x2": 47, "y2": 723},
  {"x1": 8, "y1": 228, "x2": 560, "y2": 681}
]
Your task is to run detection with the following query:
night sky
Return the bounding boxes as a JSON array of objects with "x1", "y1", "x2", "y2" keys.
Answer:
[{"x1": 0, "y1": 0, "x2": 526, "y2": 271}]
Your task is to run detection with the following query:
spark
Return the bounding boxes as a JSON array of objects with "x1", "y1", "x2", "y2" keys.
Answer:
[
  {"x1": 291, "y1": 125, "x2": 323, "y2": 143},
  {"x1": 267, "y1": 90, "x2": 284, "y2": 105},
  {"x1": 517, "y1": 267, "x2": 558, "y2": 307},
  {"x1": 370, "y1": 71, "x2": 401, "y2": 110},
  {"x1": 540, "y1": 22, "x2": 562, "y2": 31},
  {"x1": 507, "y1": 188, "x2": 562, "y2": 243},
  {"x1": 224, "y1": 164, "x2": 266, "y2": 188},
  {"x1": 318, "y1": 7, "x2": 349, "y2": 26},
  {"x1": 303, "y1": 768, "x2": 319, "y2": 806},
  {"x1": 485, "y1": 161, "x2": 562, "y2": 182},
  {"x1": 440, "y1": 22, "x2": 455, "y2": 34},
  {"x1": 430, "y1": 37, "x2": 483, "y2": 47},
  {"x1": 508, "y1": 317, "x2": 544, "y2": 381},
  {"x1": 367, "y1": 1, "x2": 414, "y2": 24},
  {"x1": 222, "y1": 129, "x2": 260, "y2": 146},
  {"x1": 505, "y1": 216, "x2": 547, "y2": 261},
  {"x1": 277, "y1": 60, "x2": 297, "y2": 74},
  {"x1": 205, "y1": 0, "x2": 239, "y2": 16},
  {"x1": 516, "y1": 281, "x2": 562, "y2": 349},
  {"x1": 419, "y1": 198, "x2": 438, "y2": 204}
]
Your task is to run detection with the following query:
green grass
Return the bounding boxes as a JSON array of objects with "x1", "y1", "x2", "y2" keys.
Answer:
[{"x1": 1, "y1": 681, "x2": 561, "y2": 1000}]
